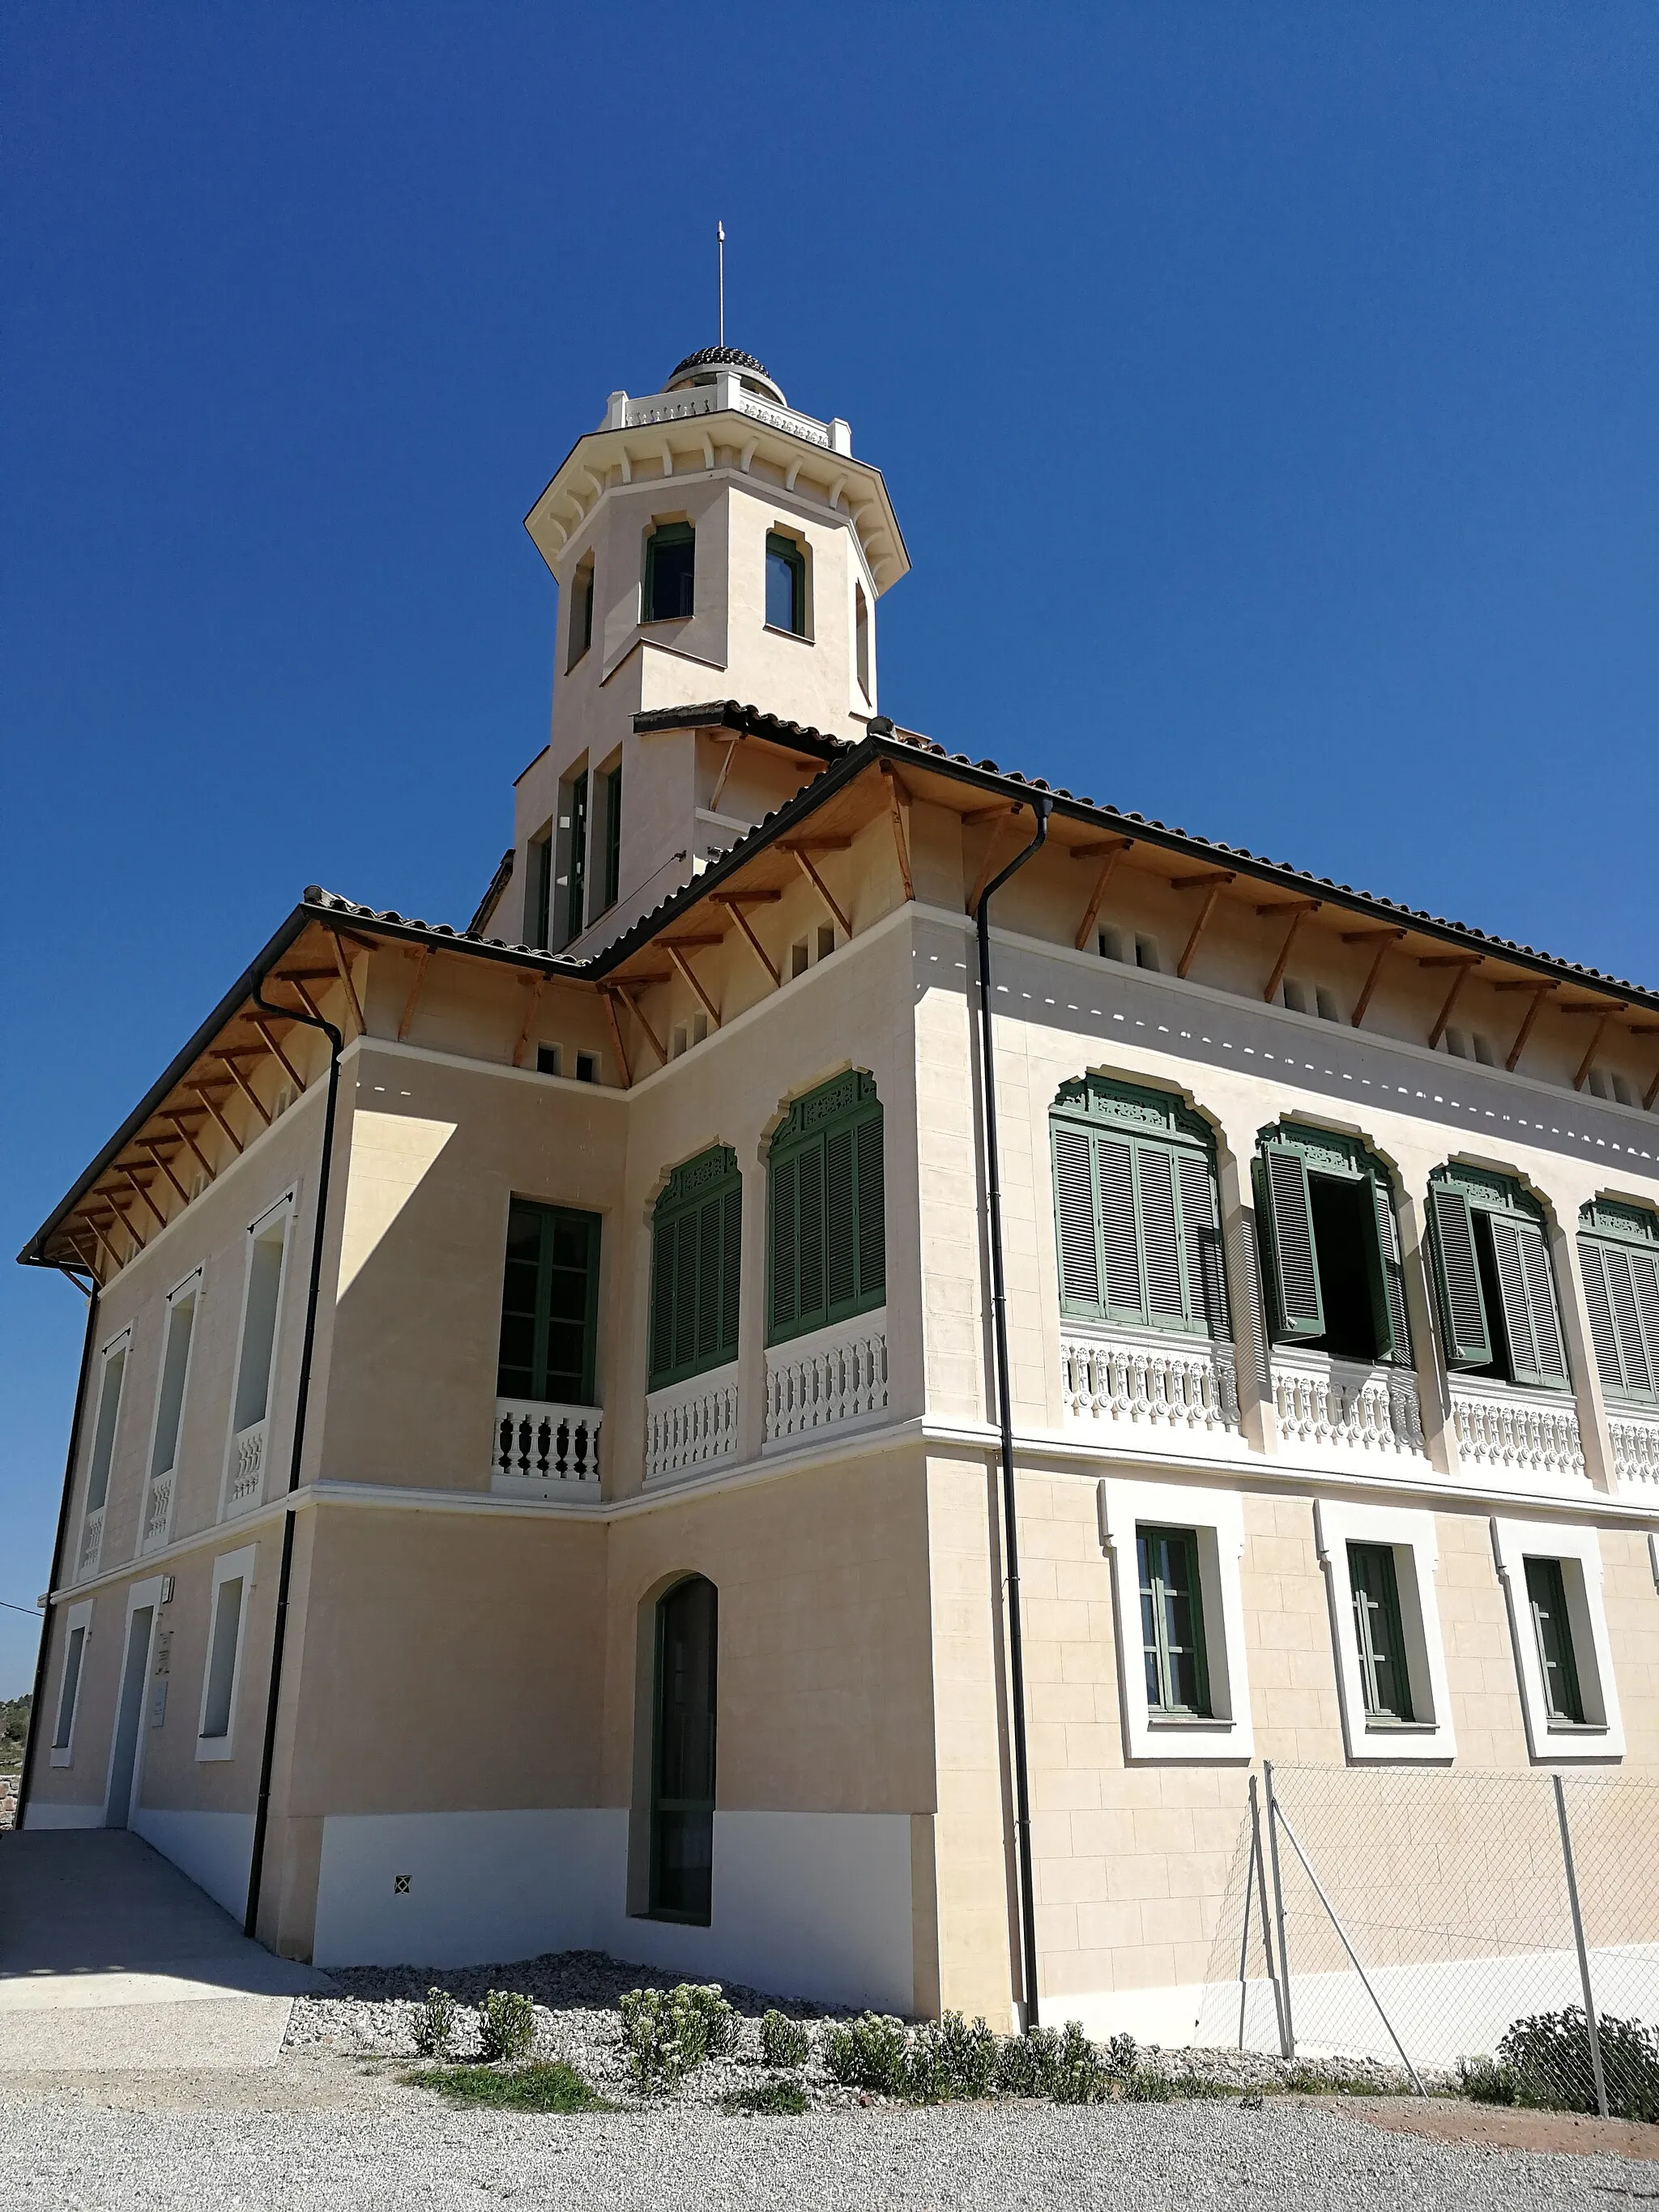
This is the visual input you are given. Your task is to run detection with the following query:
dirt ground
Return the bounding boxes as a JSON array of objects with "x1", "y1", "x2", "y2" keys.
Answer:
[{"x1": 1337, "y1": 2094, "x2": 1659, "y2": 2163}]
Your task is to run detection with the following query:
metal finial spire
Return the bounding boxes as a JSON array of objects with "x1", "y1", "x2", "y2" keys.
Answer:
[{"x1": 717, "y1": 220, "x2": 725, "y2": 347}]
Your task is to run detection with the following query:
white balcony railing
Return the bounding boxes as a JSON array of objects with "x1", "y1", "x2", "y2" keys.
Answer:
[
  {"x1": 141, "y1": 1473, "x2": 173, "y2": 1551},
  {"x1": 226, "y1": 1419, "x2": 268, "y2": 1515},
  {"x1": 1061, "y1": 1325, "x2": 1240, "y2": 1441},
  {"x1": 1272, "y1": 1352, "x2": 1426, "y2": 1459},
  {"x1": 1609, "y1": 1410, "x2": 1659, "y2": 1494},
  {"x1": 491, "y1": 1398, "x2": 602, "y2": 1496},
  {"x1": 765, "y1": 1312, "x2": 889, "y2": 1449},
  {"x1": 1449, "y1": 1379, "x2": 1584, "y2": 1485},
  {"x1": 76, "y1": 1505, "x2": 104, "y2": 1579},
  {"x1": 610, "y1": 377, "x2": 851, "y2": 456},
  {"x1": 646, "y1": 1367, "x2": 740, "y2": 1484}
]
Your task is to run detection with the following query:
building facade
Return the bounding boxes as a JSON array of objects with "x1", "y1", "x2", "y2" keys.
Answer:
[{"x1": 19, "y1": 345, "x2": 1659, "y2": 2040}]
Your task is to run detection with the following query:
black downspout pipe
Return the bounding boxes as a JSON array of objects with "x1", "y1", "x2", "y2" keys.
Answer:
[
  {"x1": 243, "y1": 983, "x2": 344, "y2": 1941},
  {"x1": 974, "y1": 795, "x2": 1052, "y2": 2031},
  {"x1": 16, "y1": 1271, "x2": 99, "y2": 1830}
]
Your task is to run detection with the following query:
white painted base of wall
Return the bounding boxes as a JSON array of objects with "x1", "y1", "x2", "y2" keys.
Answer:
[
  {"x1": 20, "y1": 1802, "x2": 104, "y2": 1831},
  {"x1": 312, "y1": 1807, "x2": 914, "y2": 2015},
  {"x1": 131, "y1": 1809, "x2": 256, "y2": 1921}
]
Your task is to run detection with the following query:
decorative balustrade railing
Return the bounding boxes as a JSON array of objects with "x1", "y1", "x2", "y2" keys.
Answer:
[
  {"x1": 76, "y1": 1505, "x2": 104, "y2": 1579},
  {"x1": 1449, "y1": 1379, "x2": 1584, "y2": 1485},
  {"x1": 613, "y1": 381, "x2": 851, "y2": 455},
  {"x1": 225, "y1": 1419, "x2": 268, "y2": 1514},
  {"x1": 141, "y1": 1473, "x2": 173, "y2": 1550},
  {"x1": 1060, "y1": 1327, "x2": 1240, "y2": 1438},
  {"x1": 1608, "y1": 1411, "x2": 1659, "y2": 1494},
  {"x1": 491, "y1": 1399, "x2": 602, "y2": 1492},
  {"x1": 1272, "y1": 1353, "x2": 1426, "y2": 1459},
  {"x1": 765, "y1": 1314, "x2": 889, "y2": 1448},
  {"x1": 646, "y1": 1369, "x2": 740, "y2": 1483}
]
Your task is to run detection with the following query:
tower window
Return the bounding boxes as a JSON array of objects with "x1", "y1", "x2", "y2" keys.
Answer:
[
  {"x1": 568, "y1": 556, "x2": 595, "y2": 670},
  {"x1": 599, "y1": 763, "x2": 622, "y2": 914},
  {"x1": 644, "y1": 522, "x2": 695, "y2": 623},
  {"x1": 855, "y1": 583, "x2": 871, "y2": 701},
  {"x1": 765, "y1": 531, "x2": 807, "y2": 637},
  {"x1": 565, "y1": 769, "x2": 589, "y2": 943}
]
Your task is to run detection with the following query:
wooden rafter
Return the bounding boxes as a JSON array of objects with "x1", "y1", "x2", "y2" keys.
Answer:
[
  {"x1": 712, "y1": 893, "x2": 781, "y2": 986},
  {"x1": 1555, "y1": 1000, "x2": 1627, "y2": 1091},
  {"x1": 279, "y1": 973, "x2": 331, "y2": 1026},
  {"x1": 1071, "y1": 837, "x2": 1132, "y2": 952},
  {"x1": 1342, "y1": 926, "x2": 1405, "y2": 1028},
  {"x1": 880, "y1": 761, "x2": 914, "y2": 901},
  {"x1": 615, "y1": 984, "x2": 667, "y2": 1067},
  {"x1": 216, "y1": 1052, "x2": 273, "y2": 1126},
  {"x1": 783, "y1": 842, "x2": 853, "y2": 936},
  {"x1": 513, "y1": 974, "x2": 546, "y2": 1068},
  {"x1": 141, "y1": 1140, "x2": 191, "y2": 1206},
  {"x1": 1259, "y1": 898, "x2": 1322, "y2": 1004},
  {"x1": 1170, "y1": 871, "x2": 1234, "y2": 981},
  {"x1": 327, "y1": 929, "x2": 366, "y2": 1034},
  {"x1": 162, "y1": 1112, "x2": 215, "y2": 1180},
  {"x1": 966, "y1": 805, "x2": 1021, "y2": 915},
  {"x1": 1646, "y1": 1062, "x2": 1659, "y2": 1115},
  {"x1": 1421, "y1": 954, "x2": 1483, "y2": 1049},
  {"x1": 600, "y1": 988, "x2": 632, "y2": 1088},
  {"x1": 191, "y1": 1083, "x2": 245, "y2": 1153},
  {"x1": 63, "y1": 1231, "x2": 101, "y2": 1283},
  {"x1": 119, "y1": 1165, "x2": 168, "y2": 1230},
  {"x1": 250, "y1": 1016, "x2": 305, "y2": 1089},
  {"x1": 708, "y1": 735, "x2": 742, "y2": 812},
  {"x1": 83, "y1": 1214, "x2": 123, "y2": 1272},
  {"x1": 666, "y1": 942, "x2": 720, "y2": 1027},
  {"x1": 398, "y1": 944, "x2": 433, "y2": 1042},
  {"x1": 1493, "y1": 978, "x2": 1558, "y2": 1072}
]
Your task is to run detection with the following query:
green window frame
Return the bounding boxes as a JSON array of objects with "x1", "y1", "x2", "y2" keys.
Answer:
[
  {"x1": 765, "y1": 531, "x2": 807, "y2": 635},
  {"x1": 766, "y1": 1072, "x2": 885, "y2": 1345},
  {"x1": 1524, "y1": 1556, "x2": 1585, "y2": 1725},
  {"x1": 565, "y1": 769, "x2": 589, "y2": 944},
  {"x1": 1577, "y1": 1201, "x2": 1659, "y2": 1407},
  {"x1": 1347, "y1": 1541, "x2": 1414, "y2": 1722},
  {"x1": 649, "y1": 1147, "x2": 742, "y2": 1391},
  {"x1": 1137, "y1": 1525, "x2": 1211, "y2": 1716},
  {"x1": 1050, "y1": 1076, "x2": 1229, "y2": 1340},
  {"x1": 643, "y1": 520, "x2": 695, "y2": 623},
  {"x1": 496, "y1": 1199, "x2": 601, "y2": 1405},
  {"x1": 1426, "y1": 1166, "x2": 1570, "y2": 1391},
  {"x1": 650, "y1": 1575, "x2": 717, "y2": 1924},
  {"x1": 1252, "y1": 1123, "x2": 1413, "y2": 1364},
  {"x1": 601, "y1": 763, "x2": 623, "y2": 914}
]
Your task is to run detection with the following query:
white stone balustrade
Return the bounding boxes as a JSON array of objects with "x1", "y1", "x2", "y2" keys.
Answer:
[
  {"x1": 142, "y1": 1473, "x2": 173, "y2": 1551},
  {"x1": 491, "y1": 1398, "x2": 602, "y2": 1494},
  {"x1": 609, "y1": 378, "x2": 851, "y2": 456},
  {"x1": 76, "y1": 1505, "x2": 104, "y2": 1579},
  {"x1": 1272, "y1": 1353, "x2": 1426, "y2": 1458},
  {"x1": 765, "y1": 1313, "x2": 889, "y2": 1448},
  {"x1": 646, "y1": 1368, "x2": 740, "y2": 1484},
  {"x1": 226, "y1": 1419, "x2": 267, "y2": 1514},
  {"x1": 1061, "y1": 1327, "x2": 1240, "y2": 1438},
  {"x1": 1609, "y1": 1412, "x2": 1659, "y2": 1494},
  {"x1": 1449, "y1": 1379, "x2": 1584, "y2": 1485}
]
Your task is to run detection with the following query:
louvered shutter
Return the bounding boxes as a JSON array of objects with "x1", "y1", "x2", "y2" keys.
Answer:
[
  {"x1": 825, "y1": 1126, "x2": 857, "y2": 1312},
  {"x1": 1518, "y1": 1221, "x2": 1569, "y2": 1386},
  {"x1": 1053, "y1": 1124, "x2": 1102, "y2": 1315},
  {"x1": 1139, "y1": 1144, "x2": 1187, "y2": 1324},
  {"x1": 1604, "y1": 1245, "x2": 1653, "y2": 1397},
  {"x1": 673, "y1": 1204, "x2": 699, "y2": 1370},
  {"x1": 694, "y1": 1197, "x2": 721, "y2": 1363},
  {"x1": 1427, "y1": 1185, "x2": 1492, "y2": 1370},
  {"x1": 1580, "y1": 1242, "x2": 1625, "y2": 1392},
  {"x1": 1489, "y1": 1214, "x2": 1544, "y2": 1384},
  {"x1": 1633, "y1": 1251, "x2": 1659, "y2": 1399},
  {"x1": 770, "y1": 1153, "x2": 799, "y2": 1335},
  {"x1": 650, "y1": 1217, "x2": 677, "y2": 1386},
  {"x1": 796, "y1": 1140, "x2": 825, "y2": 1328},
  {"x1": 855, "y1": 1111, "x2": 885, "y2": 1306},
  {"x1": 719, "y1": 1184, "x2": 742, "y2": 1362},
  {"x1": 1260, "y1": 1144, "x2": 1324, "y2": 1340},
  {"x1": 1365, "y1": 1175, "x2": 1413, "y2": 1365},
  {"x1": 1097, "y1": 1134, "x2": 1144, "y2": 1319},
  {"x1": 1176, "y1": 1149, "x2": 1230, "y2": 1339}
]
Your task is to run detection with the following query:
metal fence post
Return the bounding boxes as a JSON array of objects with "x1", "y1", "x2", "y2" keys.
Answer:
[
  {"x1": 1262, "y1": 1760, "x2": 1294, "y2": 2060},
  {"x1": 1554, "y1": 1773, "x2": 1610, "y2": 2120}
]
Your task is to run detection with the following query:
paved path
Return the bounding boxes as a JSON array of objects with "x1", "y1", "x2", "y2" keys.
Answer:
[{"x1": 0, "y1": 1831, "x2": 326, "y2": 2069}]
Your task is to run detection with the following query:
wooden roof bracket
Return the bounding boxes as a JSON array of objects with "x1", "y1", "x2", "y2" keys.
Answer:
[
  {"x1": 513, "y1": 974, "x2": 547, "y2": 1068},
  {"x1": 1646, "y1": 1061, "x2": 1659, "y2": 1115},
  {"x1": 1559, "y1": 1001, "x2": 1627, "y2": 1091},
  {"x1": 965, "y1": 805, "x2": 1021, "y2": 917},
  {"x1": 163, "y1": 1112, "x2": 215, "y2": 1180},
  {"x1": 1171, "y1": 871, "x2": 1234, "y2": 981},
  {"x1": 215, "y1": 1054, "x2": 272, "y2": 1127},
  {"x1": 666, "y1": 941, "x2": 721, "y2": 1027},
  {"x1": 1342, "y1": 926, "x2": 1405, "y2": 1027},
  {"x1": 708, "y1": 733, "x2": 742, "y2": 813},
  {"x1": 1421, "y1": 953, "x2": 1483, "y2": 1048},
  {"x1": 1071, "y1": 837, "x2": 1132, "y2": 952},
  {"x1": 398, "y1": 944, "x2": 433, "y2": 1042},
  {"x1": 250, "y1": 1016, "x2": 305, "y2": 1091},
  {"x1": 83, "y1": 1214, "x2": 123, "y2": 1273},
  {"x1": 879, "y1": 761, "x2": 914, "y2": 901},
  {"x1": 191, "y1": 1082, "x2": 245, "y2": 1153},
  {"x1": 1260, "y1": 897, "x2": 1322, "y2": 1004},
  {"x1": 600, "y1": 987, "x2": 632, "y2": 1088},
  {"x1": 119, "y1": 1165, "x2": 168, "y2": 1231},
  {"x1": 141, "y1": 1140, "x2": 191, "y2": 1206},
  {"x1": 1493, "y1": 978, "x2": 1558, "y2": 1072},
  {"x1": 784, "y1": 842, "x2": 853, "y2": 937},
  {"x1": 712, "y1": 893, "x2": 781, "y2": 987},
  {"x1": 327, "y1": 928, "x2": 367, "y2": 1034},
  {"x1": 615, "y1": 984, "x2": 667, "y2": 1067}
]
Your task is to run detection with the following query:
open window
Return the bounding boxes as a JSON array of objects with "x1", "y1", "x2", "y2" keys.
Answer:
[
  {"x1": 197, "y1": 1545, "x2": 256, "y2": 1760},
  {"x1": 765, "y1": 531, "x2": 808, "y2": 636},
  {"x1": 1316, "y1": 1500, "x2": 1455, "y2": 1761},
  {"x1": 79, "y1": 1330, "x2": 130, "y2": 1575},
  {"x1": 144, "y1": 1273, "x2": 199, "y2": 1548},
  {"x1": 1577, "y1": 1200, "x2": 1659, "y2": 1407},
  {"x1": 1253, "y1": 1124, "x2": 1412, "y2": 1366},
  {"x1": 1051, "y1": 1076, "x2": 1229, "y2": 1340},
  {"x1": 566, "y1": 554, "x2": 595, "y2": 670},
  {"x1": 766, "y1": 1072, "x2": 884, "y2": 1345},
  {"x1": 643, "y1": 520, "x2": 694, "y2": 623},
  {"x1": 49, "y1": 1600, "x2": 95, "y2": 1767},
  {"x1": 1426, "y1": 1165, "x2": 1571, "y2": 1390},
  {"x1": 1491, "y1": 1518, "x2": 1624, "y2": 1761},
  {"x1": 526, "y1": 825, "x2": 553, "y2": 950},
  {"x1": 225, "y1": 1199, "x2": 292, "y2": 1515},
  {"x1": 650, "y1": 1148, "x2": 741, "y2": 1392},
  {"x1": 1098, "y1": 1477, "x2": 1252, "y2": 1762}
]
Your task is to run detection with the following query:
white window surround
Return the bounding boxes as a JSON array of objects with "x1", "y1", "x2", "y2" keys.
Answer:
[
  {"x1": 1491, "y1": 1517, "x2": 1625, "y2": 1762},
  {"x1": 143, "y1": 1269, "x2": 203, "y2": 1549},
  {"x1": 1096, "y1": 1477, "x2": 1254, "y2": 1763},
  {"x1": 1314, "y1": 1499, "x2": 1456, "y2": 1764},
  {"x1": 77, "y1": 1326, "x2": 133, "y2": 1578},
  {"x1": 104, "y1": 1575, "x2": 165, "y2": 1822},
  {"x1": 221, "y1": 1191, "x2": 296, "y2": 1520},
  {"x1": 49, "y1": 1600, "x2": 95, "y2": 1767},
  {"x1": 196, "y1": 1544, "x2": 258, "y2": 1762}
]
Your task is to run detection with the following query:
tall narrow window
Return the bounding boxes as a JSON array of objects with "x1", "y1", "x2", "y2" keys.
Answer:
[
  {"x1": 197, "y1": 1553, "x2": 254, "y2": 1756},
  {"x1": 232, "y1": 1205, "x2": 290, "y2": 1440},
  {"x1": 765, "y1": 531, "x2": 807, "y2": 635},
  {"x1": 601, "y1": 763, "x2": 622, "y2": 914},
  {"x1": 650, "y1": 1575, "x2": 717, "y2": 1924},
  {"x1": 1348, "y1": 1542, "x2": 1414, "y2": 1721},
  {"x1": 1137, "y1": 1526, "x2": 1210, "y2": 1716},
  {"x1": 527, "y1": 828, "x2": 553, "y2": 950},
  {"x1": 650, "y1": 1149, "x2": 741, "y2": 1390},
  {"x1": 565, "y1": 770, "x2": 589, "y2": 943},
  {"x1": 643, "y1": 521, "x2": 695, "y2": 622},
  {"x1": 86, "y1": 1338, "x2": 129, "y2": 1518},
  {"x1": 855, "y1": 583, "x2": 871, "y2": 701},
  {"x1": 1577, "y1": 1200, "x2": 1659, "y2": 1405},
  {"x1": 1525, "y1": 1557, "x2": 1584, "y2": 1725},
  {"x1": 766, "y1": 1072, "x2": 885, "y2": 1345},
  {"x1": 497, "y1": 1200, "x2": 601, "y2": 1405},
  {"x1": 567, "y1": 556, "x2": 595, "y2": 669},
  {"x1": 1254, "y1": 1124, "x2": 1412, "y2": 1365},
  {"x1": 52, "y1": 1617, "x2": 90, "y2": 1753},
  {"x1": 1051, "y1": 1076, "x2": 1229, "y2": 1340},
  {"x1": 1427, "y1": 1166, "x2": 1570, "y2": 1390},
  {"x1": 151, "y1": 1281, "x2": 198, "y2": 1486}
]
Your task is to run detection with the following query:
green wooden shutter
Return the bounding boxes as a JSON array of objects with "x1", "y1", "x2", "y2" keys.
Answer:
[
  {"x1": 770, "y1": 1153, "x2": 799, "y2": 1336},
  {"x1": 1604, "y1": 1244, "x2": 1653, "y2": 1396},
  {"x1": 672, "y1": 1204, "x2": 698, "y2": 1372},
  {"x1": 1580, "y1": 1238, "x2": 1659, "y2": 1402},
  {"x1": 1580, "y1": 1241, "x2": 1624, "y2": 1392},
  {"x1": 1138, "y1": 1144, "x2": 1187, "y2": 1325},
  {"x1": 796, "y1": 1140, "x2": 825, "y2": 1330},
  {"x1": 649, "y1": 1217, "x2": 676, "y2": 1385},
  {"x1": 719, "y1": 1184, "x2": 742, "y2": 1362},
  {"x1": 1634, "y1": 1251, "x2": 1659, "y2": 1394},
  {"x1": 694, "y1": 1197, "x2": 721, "y2": 1364},
  {"x1": 1053, "y1": 1124, "x2": 1102, "y2": 1316},
  {"x1": 1260, "y1": 1144, "x2": 1324, "y2": 1340},
  {"x1": 1364, "y1": 1174, "x2": 1413, "y2": 1366},
  {"x1": 1518, "y1": 1220, "x2": 1569, "y2": 1387},
  {"x1": 1427, "y1": 1185, "x2": 1492, "y2": 1370},
  {"x1": 855, "y1": 1111, "x2": 885, "y2": 1306},
  {"x1": 1096, "y1": 1134, "x2": 1145, "y2": 1320},
  {"x1": 1175, "y1": 1148, "x2": 1230, "y2": 1340},
  {"x1": 825, "y1": 1126, "x2": 856, "y2": 1311},
  {"x1": 1486, "y1": 1215, "x2": 1542, "y2": 1385}
]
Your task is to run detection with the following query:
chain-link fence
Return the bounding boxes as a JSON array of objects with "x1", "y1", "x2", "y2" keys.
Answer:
[{"x1": 1194, "y1": 1764, "x2": 1659, "y2": 2116}]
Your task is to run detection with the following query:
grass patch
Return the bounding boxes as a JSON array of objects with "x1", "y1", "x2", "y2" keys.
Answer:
[
  {"x1": 406, "y1": 2061, "x2": 612, "y2": 2112},
  {"x1": 720, "y1": 2079, "x2": 810, "y2": 2116}
]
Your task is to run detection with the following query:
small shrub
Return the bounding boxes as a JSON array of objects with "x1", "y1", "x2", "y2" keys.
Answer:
[
  {"x1": 1051, "y1": 2021, "x2": 1112, "y2": 2105},
  {"x1": 906, "y1": 2012, "x2": 999, "y2": 2103},
  {"x1": 994, "y1": 2021, "x2": 1111, "y2": 2104},
  {"x1": 760, "y1": 2010, "x2": 811, "y2": 2070},
  {"x1": 1498, "y1": 2007, "x2": 1659, "y2": 2123},
  {"x1": 412, "y1": 2061, "x2": 608, "y2": 2112},
  {"x1": 1459, "y1": 2056, "x2": 1515, "y2": 2106},
  {"x1": 821, "y1": 2012, "x2": 911, "y2": 2097},
  {"x1": 477, "y1": 1989, "x2": 535, "y2": 2065},
  {"x1": 412, "y1": 1986, "x2": 458, "y2": 2059},
  {"x1": 1121, "y1": 2067, "x2": 1176, "y2": 2103},
  {"x1": 1102, "y1": 2032, "x2": 1139, "y2": 2079},
  {"x1": 618, "y1": 1983, "x2": 736, "y2": 2095},
  {"x1": 720, "y1": 2079, "x2": 808, "y2": 2116}
]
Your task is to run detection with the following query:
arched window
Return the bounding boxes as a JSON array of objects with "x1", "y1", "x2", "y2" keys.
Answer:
[
  {"x1": 1051, "y1": 1076, "x2": 1228, "y2": 1340},
  {"x1": 766, "y1": 1072, "x2": 885, "y2": 1345},
  {"x1": 1578, "y1": 1199, "x2": 1659, "y2": 1404},
  {"x1": 643, "y1": 521, "x2": 694, "y2": 623},
  {"x1": 650, "y1": 1575, "x2": 717, "y2": 1924},
  {"x1": 1425, "y1": 1163, "x2": 1569, "y2": 1388},
  {"x1": 649, "y1": 1148, "x2": 741, "y2": 1390},
  {"x1": 765, "y1": 531, "x2": 807, "y2": 635},
  {"x1": 1255, "y1": 1123, "x2": 1411, "y2": 1366}
]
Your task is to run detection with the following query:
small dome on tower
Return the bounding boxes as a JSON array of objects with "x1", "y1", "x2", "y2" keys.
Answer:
[{"x1": 664, "y1": 346, "x2": 787, "y2": 407}]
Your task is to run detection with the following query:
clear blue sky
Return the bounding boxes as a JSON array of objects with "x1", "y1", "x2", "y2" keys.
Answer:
[{"x1": 3, "y1": 5, "x2": 1656, "y2": 1696}]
